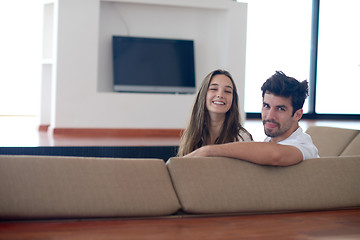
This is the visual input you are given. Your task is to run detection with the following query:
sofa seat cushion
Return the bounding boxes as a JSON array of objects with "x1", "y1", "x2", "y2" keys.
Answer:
[
  {"x1": 305, "y1": 126, "x2": 359, "y2": 157},
  {"x1": 167, "y1": 156, "x2": 360, "y2": 214},
  {"x1": 0, "y1": 155, "x2": 180, "y2": 219}
]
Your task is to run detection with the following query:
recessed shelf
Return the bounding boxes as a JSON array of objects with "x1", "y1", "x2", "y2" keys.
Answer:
[
  {"x1": 42, "y1": 58, "x2": 54, "y2": 64},
  {"x1": 43, "y1": 0, "x2": 55, "y2": 5},
  {"x1": 100, "y1": 0, "x2": 233, "y2": 10}
]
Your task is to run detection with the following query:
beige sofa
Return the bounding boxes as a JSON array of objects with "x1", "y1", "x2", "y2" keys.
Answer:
[{"x1": 0, "y1": 126, "x2": 359, "y2": 220}]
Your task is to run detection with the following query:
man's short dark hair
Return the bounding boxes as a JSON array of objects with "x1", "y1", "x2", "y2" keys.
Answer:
[{"x1": 261, "y1": 71, "x2": 309, "y2": 115}]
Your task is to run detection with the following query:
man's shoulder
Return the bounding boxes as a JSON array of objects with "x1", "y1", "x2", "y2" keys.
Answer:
[
  {"x1": 280, "y1": 127, "x2": 319, "y2": 160},
  {"x1": 288, "y1": 127, "x2": 312, "y2": 141}
]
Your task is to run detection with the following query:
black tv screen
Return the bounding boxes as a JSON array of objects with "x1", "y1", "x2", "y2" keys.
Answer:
[{"x1": 112, "y1": 36, "x2": 195, "y2": 94}]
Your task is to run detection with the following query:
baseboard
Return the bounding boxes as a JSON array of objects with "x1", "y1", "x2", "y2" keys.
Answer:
[
  {"x1": 0, "y1": 146, "x2": 179, "y2": 161},
  {"x1": 38, "y1": 124, "x2": 50, "y2": 132},
  {"x1": 49, "y1": 128, "x2": 183, "y2": 138}
]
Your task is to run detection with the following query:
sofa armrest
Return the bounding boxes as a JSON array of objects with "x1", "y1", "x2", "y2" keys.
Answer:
[
  {"x1": 306, "y1": 126, "x2": 359, "y2": 157},
  {"x1": 341, "y1": 133, "x2": 360, "y2": 156}
]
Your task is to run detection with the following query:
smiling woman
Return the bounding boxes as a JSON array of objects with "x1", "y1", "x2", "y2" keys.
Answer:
[
  {"x1": 206, "y1": 74, "x2": 234, "y2": 117},
  {"x1": 177, "y1": 69, "x2": 252, "y2": 157}
]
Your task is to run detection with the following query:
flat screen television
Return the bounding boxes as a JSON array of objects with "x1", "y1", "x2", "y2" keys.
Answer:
[{"x1": 112, "y1": 36, "x2": 196, "y2": 94}]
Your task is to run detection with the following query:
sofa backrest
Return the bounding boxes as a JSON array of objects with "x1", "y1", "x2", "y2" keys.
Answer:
[
  {"x1": 166, "y1": 156, "x2": 360, "y2": 215},
  {"x1": 305, "y1": 126, "x2": 359, "y2": 157},
  {"x1": 0, "y1": 155, "x2": 180, "y2": 220}
]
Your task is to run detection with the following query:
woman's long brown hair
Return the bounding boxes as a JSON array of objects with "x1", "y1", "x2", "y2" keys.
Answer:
[{"x1": 177, "y1": 69, "x2": 252, "y2": 156}]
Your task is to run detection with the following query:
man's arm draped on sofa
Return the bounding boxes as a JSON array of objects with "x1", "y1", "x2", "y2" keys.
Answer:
[{"x1": 184, "y1": 71, "x2": 319, "y2": 166}]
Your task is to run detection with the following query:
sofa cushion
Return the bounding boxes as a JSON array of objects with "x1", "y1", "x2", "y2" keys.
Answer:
[
  {"x1": 0, "y1": 155, "x2": 180, "y2": 219},
  {"x1": 305, "y1": 126, "x2": 359, "y2": 157},
  {"x1": 340, "y1": 133, "x2": 360, "y2": 156},
  {"x1": 167, "y1": 156, "x2": 360, "y2": 214}
]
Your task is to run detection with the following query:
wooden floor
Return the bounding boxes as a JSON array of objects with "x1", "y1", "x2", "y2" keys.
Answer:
[
  {"x1": 0, "y1": 116, "x2": 359, "y2": 146},
  {"x1": 1, "y1": 209, "x2": 360, "y2": 240}
]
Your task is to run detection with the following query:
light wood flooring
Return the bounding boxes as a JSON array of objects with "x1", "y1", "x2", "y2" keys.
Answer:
[
  {"x1": 0, "y1": 116, "x2": 359, "y2": 146},
  {"x1": 1, "y1": 209, "x2": 360, "y2": 240}
]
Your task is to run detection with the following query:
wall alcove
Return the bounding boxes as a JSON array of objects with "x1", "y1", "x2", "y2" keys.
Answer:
[{"x1": 39, "y1": 0, "x2": 247, "y2": 134}]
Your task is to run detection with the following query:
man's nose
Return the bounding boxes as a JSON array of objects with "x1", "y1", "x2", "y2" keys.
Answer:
[{"x1": 267, "y1": 108, "x2": 276, "y2": 119}]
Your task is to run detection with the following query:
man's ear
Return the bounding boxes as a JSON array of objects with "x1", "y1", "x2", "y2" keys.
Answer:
[{"x1": 294, "y1": 108, "x2": 303, "y2": 121}]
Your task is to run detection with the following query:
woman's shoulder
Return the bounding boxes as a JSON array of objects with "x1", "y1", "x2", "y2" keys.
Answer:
[{"x1": 239, "y1": 128, "x2": 253, "y2": 142}]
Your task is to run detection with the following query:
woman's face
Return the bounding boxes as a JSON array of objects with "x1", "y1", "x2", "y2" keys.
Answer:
[{"x1": 206, "y1": 74, "x2": 234, "y2": 116}]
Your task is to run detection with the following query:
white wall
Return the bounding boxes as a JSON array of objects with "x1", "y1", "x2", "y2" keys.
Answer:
[
  {"x1": 0, "y1": 1, "x2": 42, "y2": 115},
  {"x1": 41, "y1": 0, "x2": 247, "y2": 129}
]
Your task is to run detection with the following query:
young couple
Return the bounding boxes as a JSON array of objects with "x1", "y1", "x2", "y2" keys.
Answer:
[{"x1": 177, "y1": 69, "x2": 319, "y2": 166}]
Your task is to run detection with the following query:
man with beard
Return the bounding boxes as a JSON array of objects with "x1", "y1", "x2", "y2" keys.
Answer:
[{"x1": 183, "y1": 71, "x2": 319, "y2": 166}]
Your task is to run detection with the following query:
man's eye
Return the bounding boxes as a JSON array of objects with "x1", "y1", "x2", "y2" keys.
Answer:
[{"x1": 279, "y1": 107, "x2": 286, "y2": 111}]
